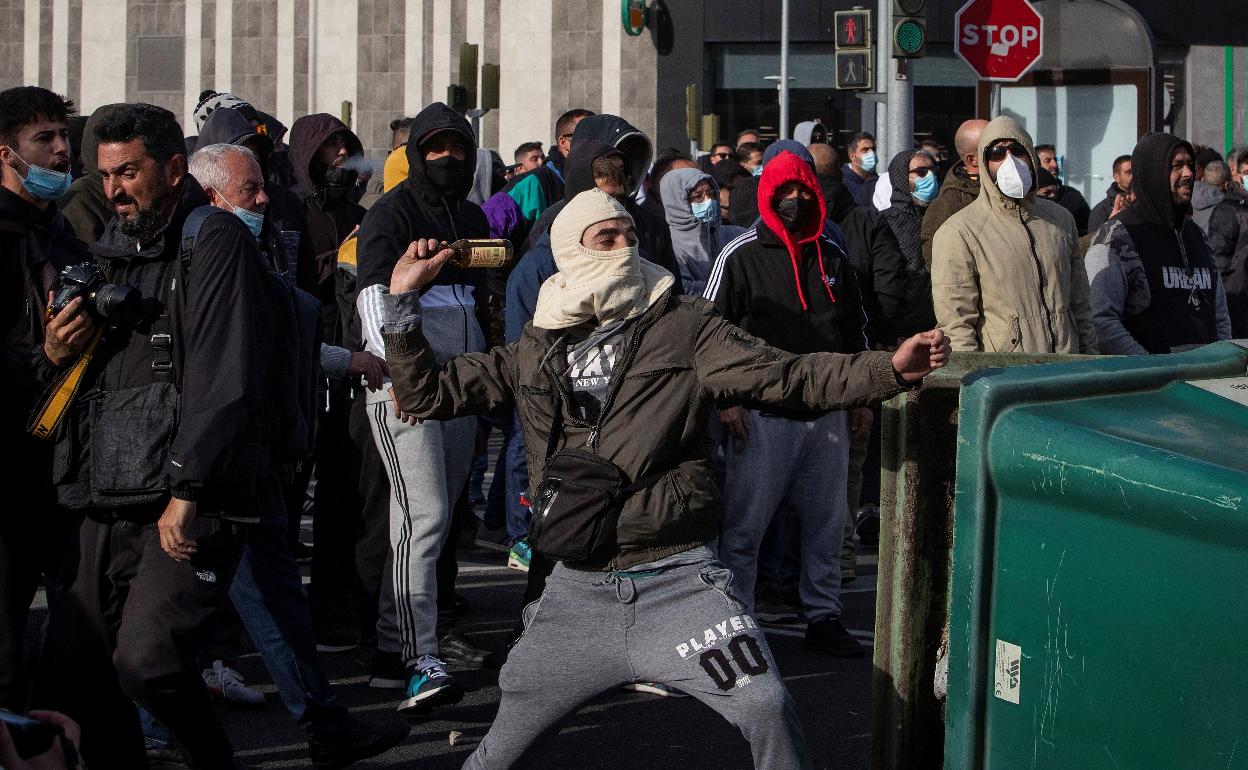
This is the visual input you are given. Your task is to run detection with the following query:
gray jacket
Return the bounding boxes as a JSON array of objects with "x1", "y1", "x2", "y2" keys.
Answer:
[{"x1": 1192, "y1": 181, "x2": 1225, "y2": 235}]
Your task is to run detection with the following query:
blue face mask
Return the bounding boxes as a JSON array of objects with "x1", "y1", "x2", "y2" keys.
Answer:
[
  {"x1": 216, "y1": 189, "x2": 266, "y2": 238},
  {"x1": 6, "y1": 149, "x2": 71, "y2": 201},
  {"x1": 752, "y1": 163, "x2": 763, "y2": 177},
  {"x1": 912, "y1": 171, "x2": 939, "y2": 204},
  {"x1": 691, "y1": 198, "x2": 719, "y2": 223},
  {"x1": 859, "y1": 150, "x2": 877, "y2": 174},
  {"x1": 233, "y1": 205, "x2": 265, "y2": 238}
]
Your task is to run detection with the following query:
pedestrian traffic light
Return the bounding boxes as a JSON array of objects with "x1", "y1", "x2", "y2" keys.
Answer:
[
  {"x1": 892, "y1": 0, "x2": 926, "y2": 58},
  {"x1": 459, "y1": 43, "x2": 479, "y2": 109},
  {"x1": 834, "y1": 10, "x2": 872, "y2": 50},
  {"x1": 447, "y1": 84, "x2": 469, "y2": 112},
  {"x1": 480, "y1": 64, "x2": 500, "y2": 111},
  {"x1": 835, "y1": 51, "x2": 872, "y2": 90}
]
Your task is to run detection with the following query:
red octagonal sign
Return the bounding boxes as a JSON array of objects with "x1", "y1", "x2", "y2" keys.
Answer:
[{"x1": 955, "y1": 0, "x2": 1044, "y2": 82}]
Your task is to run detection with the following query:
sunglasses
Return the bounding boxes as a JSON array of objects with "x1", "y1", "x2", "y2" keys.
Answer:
[{"x1": 985, "y1": 142, "x2": 1028, "y2": 162}]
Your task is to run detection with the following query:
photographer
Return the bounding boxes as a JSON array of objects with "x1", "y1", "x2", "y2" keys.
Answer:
[
  {"x1": 0, "y1": 86, "x2": 89, "y2": 712},
  {"x1": 37, "y1": 104, "x2": 278, "y2": 769}
]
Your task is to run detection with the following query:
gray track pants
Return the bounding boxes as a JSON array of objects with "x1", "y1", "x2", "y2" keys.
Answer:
[
  {"x1": 462, "y1": 546, "x2": 812, "y2": 769},
  {"x1": 369, "y1": 401, "x2": 476, "y2": 666}
]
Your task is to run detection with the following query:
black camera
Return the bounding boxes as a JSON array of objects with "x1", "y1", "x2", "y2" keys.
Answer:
[{"x1": 49, "y1": 262, "x2": 141, "y2": 326}]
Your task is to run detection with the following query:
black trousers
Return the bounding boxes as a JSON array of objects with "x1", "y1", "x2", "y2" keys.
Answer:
[
  {"x1": 350, "y1": 390, "x2": 394, "y2": 640},
  {"x1": 310, "y1": 387, "x2": 365, "y2": 629},
  {"x1": 0, "y1": 498, "x2": 72, "y2": 711},
  {"x1": 40, "y1": 512, "x2": 248, "y2": 770}
]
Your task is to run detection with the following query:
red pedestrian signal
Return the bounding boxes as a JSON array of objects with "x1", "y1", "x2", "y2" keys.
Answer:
[{"x1": 835, "y1": 10, "x2": 872, "y2": 50}]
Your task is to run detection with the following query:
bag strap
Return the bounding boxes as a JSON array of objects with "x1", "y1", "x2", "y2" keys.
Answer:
[{"x1": 27, "y1": 326, "x2": 105, "y2": 439}]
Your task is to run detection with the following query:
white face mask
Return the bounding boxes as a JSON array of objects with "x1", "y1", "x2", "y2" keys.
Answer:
[{"x1": 995, "y1": 155, "x2": 1032, "y2": 199}]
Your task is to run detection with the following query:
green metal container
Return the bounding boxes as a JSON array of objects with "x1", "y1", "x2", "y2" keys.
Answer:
[
  {"x1": 873, "y1": 351, "x2": 1098, "y2": 770},
  {"x1": 945, "y1": 342, "x2": 1248, "y2": 769}
]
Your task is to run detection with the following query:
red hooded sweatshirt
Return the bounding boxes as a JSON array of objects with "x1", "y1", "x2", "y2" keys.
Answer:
[{"x1": 757, "y1": 151, "x2": 836, "y2": 311}]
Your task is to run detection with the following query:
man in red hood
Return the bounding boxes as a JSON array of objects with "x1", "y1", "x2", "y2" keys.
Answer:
[{"x1": 704, "y1": 150, "x2": 874, "y2": 657}]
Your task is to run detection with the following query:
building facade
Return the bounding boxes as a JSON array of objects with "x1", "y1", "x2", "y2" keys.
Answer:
[{"x1": 3, "y1": 0, "x2": 1246, "y2": 182}]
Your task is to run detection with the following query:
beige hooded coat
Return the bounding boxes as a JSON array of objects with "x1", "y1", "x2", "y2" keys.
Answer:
[{"x1": 931, "y1": 116, "x2": 1098, "y2": 353}]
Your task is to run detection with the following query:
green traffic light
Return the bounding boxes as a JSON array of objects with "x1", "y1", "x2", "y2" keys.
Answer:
[{"x1": 895, "y1": 19, "x2": 925, "y2": 54}]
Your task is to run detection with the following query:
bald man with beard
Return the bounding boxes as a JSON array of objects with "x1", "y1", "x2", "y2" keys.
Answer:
[{"x1": 920, "y1": 119, "x2": 988, "y2": 268}]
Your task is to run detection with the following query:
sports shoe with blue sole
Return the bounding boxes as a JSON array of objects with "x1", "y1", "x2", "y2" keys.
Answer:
[{"x1": 396, "y1": 656, "x2": 464, "y2": 714}]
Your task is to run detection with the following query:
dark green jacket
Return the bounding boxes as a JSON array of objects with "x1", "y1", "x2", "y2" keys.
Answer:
[{"x1": 383, "y1": 290, "x2": 905, "y2": 570}]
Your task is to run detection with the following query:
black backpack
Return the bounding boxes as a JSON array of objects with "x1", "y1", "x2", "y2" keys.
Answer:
[{"x1": 173, "y1": 206, "x2": 320, "y2": 470}]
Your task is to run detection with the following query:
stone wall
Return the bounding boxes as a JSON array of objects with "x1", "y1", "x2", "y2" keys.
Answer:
[{"x1": 3, "y1": 0, "x2": 670, "y2": 158}]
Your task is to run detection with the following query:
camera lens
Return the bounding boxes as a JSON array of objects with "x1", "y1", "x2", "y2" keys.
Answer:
[{"x1": 94, "y1": 283, "x2": 142, "y2": 326}]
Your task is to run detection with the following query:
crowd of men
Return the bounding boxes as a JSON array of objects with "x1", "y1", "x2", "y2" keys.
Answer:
[{"x1": 0, "y1": 77, "x2": 1238, "y2": 770}]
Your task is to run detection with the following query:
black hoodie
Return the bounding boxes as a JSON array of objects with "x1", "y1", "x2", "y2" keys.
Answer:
[
  {"x1": 356, "y1": 102, "x2": 489, "y2": 292},
  {"x1": 287, "y1": 113, "x2": 366, "y2": 344},
  {"x1": 822, "y1": 175, "x2": 909, "y2": 346},
  {"x1": 1, "y1": 188, "x2": 90, "y2": 490},
  {"x1": 882, "y1": 150, "x2": 937, "y2": 334},
  {"x1": 195, "y1": 107, "x2": 317, "y2": 294},
  {"x1": 1113, "y1": 133, "x2": 1219, "y2": 352}
]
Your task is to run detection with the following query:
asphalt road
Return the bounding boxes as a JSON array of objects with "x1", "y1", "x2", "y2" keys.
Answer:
[{"x1": 218, "y1": 544, "x2": 881, "y2": 770}]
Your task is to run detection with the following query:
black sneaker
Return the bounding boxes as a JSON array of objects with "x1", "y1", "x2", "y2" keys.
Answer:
[
  {"x1": 368, "y1": 649, "x2": 408, "y2": 689},
  {"x1": 754, "y1": 581, "x2": 800, "y2": 623},
  {"x1": 308, "y1": 713, "x2": 411, "y2": 770},
  {"x1": 292, "y1": 541, "x2": 314, "y2": 564},
  {"x1": 437, "y1": 627, "x2": 492, "y2": 670},
  {"x1": 314, "y1": 626, "x2": 359, "y2": 654},
  {"x1": 855, "y1": 505, "x2": 881, "y2": 547},
  {"x1": 803, "y1": 616, "x2": 866, "y2": 657},
  {"x1": 474, "y1": 521, "x2": 510, "y2": 553}
]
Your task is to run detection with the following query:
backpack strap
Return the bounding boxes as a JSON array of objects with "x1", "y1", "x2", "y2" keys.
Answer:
[{"x1": 152, "y1": 205, "x2": 218, "y2": 385}]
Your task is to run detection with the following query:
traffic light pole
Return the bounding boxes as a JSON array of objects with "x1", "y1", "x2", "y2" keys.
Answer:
[
  {"x1": 779, "y1": 0, "x2": 790, "y2": 139},
  {"x1": 874, "y1": 0, "x2": 891, "y2": 155},
  {"x1": 886, "y1": 58, "x2": 913, "y2": 165}
]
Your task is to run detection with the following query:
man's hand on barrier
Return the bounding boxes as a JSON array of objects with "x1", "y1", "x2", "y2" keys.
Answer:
[
  {"x1": 892, "y1": 329, "x2": 951, "y2": 383},
  {"x1": 348, "y1": 351, "x2": 389, "y2": 391},
  {"x1": 43, "y1": 293, "x2": 97, "y2": 367},
  {"x1": 158, "y1": 497, "x2": 199, "y2": 561},
  {"x1": 389, "y1": 238, "x2": 455, "y2": 295}
]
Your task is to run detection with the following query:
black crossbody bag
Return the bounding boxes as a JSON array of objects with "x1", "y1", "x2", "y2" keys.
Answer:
[{"x1": 528, "y1": 397, "x2": 663, "y2": 563}]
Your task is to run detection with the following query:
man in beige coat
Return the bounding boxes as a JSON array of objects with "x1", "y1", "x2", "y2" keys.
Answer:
[{"x1": 931, "y1": 115, "x2": 1098, "y2": 354}]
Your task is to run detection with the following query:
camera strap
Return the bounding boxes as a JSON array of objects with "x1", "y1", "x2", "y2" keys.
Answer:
[{"x1": 27, "y1": 325, "x2": 105, "y2": 439}]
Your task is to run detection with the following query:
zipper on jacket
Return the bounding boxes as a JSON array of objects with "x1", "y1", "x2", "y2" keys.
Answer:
[
  {"x1": 1017, "y1": 207, "x2": 1057, "y2": 350},
  {"x1": 586, "y1": 308, "x2": 662, "y2": 453}
]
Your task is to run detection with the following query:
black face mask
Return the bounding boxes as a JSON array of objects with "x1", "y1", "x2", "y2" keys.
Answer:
[
  {"x1": 776, "y1": 196, "x2": 818, "y2": 231},
  {"x1": 424, "y1": 155, "x2": 472, "y2": 196}
]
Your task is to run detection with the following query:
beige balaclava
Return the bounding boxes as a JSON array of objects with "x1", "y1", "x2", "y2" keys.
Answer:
[{"x1": 532, "y1": 188, "x2": 674, "y2": 330}]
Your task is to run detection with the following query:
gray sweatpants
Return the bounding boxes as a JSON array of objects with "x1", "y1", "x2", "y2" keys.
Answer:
[
  {"x1": 462, "y1": 546, "x2": 811, "y2": 769},
  {"x1": 720, "y1": 410, "x2": 850, "y2": 621},
  {"x1": 369, "y1": 400, "x2": 476, "y2": 666}
]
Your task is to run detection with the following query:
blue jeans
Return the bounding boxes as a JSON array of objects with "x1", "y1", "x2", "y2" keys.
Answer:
[
  {"x1": 504, "y1": 411, "x2": 530, "y2": 544},
  {"x1": 228, "y1": 503, "x2": 347, "y2": 734}
]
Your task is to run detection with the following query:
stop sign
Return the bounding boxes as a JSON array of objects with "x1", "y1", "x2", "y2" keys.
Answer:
[{"x1": 955, "y1": 0, "x2": 1044, "y2": 82}]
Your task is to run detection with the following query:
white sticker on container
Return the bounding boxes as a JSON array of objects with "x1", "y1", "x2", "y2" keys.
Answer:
[
  {"x1": 994, "y1": 639, "x2": 1022, "y2": 704},
  {"x1": 1186, "y1": 376, "x2": 1248, "y2": 407}
]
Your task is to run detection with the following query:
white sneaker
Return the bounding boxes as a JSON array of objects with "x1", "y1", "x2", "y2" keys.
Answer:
[
  {"x1": 621, "y1": 682, "x2": 690, "y2": 698},
  {"x1": 202, "y1": 660, "x2": 266, "y2": 709}
]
